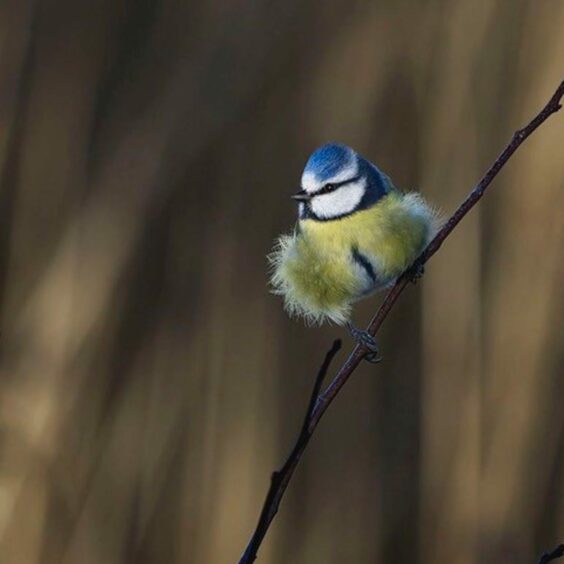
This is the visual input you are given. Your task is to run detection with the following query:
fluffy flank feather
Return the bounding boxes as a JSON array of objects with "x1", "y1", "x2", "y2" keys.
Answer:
[
  {"x1": 401, "y1": 192, "x2": 442, "y2": 244},
  {"x1": 268, "y1": 231, "x2": 360, "y2": 325}
]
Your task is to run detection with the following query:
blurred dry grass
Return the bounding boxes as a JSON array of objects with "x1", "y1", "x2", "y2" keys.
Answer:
[{"x1": 0, "y1": 1, "x2": 562, "y2": 563}]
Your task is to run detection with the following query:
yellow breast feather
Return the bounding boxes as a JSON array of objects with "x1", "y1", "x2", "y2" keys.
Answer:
[{"x1": 269, "y1": 191, "x2": 438, "y2": 325}]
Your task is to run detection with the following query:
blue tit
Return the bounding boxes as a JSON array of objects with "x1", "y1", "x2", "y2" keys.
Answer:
[{"x1": 269, "y1": 143, "x2": 439, "y2": 355}]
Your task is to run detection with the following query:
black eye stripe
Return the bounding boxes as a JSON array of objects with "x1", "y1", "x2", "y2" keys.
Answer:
[{"x1": 311, "y1": 175, "x2": 361, "y2": 196}]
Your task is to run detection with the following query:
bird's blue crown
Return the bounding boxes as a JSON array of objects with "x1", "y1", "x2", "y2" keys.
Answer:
[
  {"x1": 302, "y1": 143, "x2": 388, "y2": 196},
  {"x1": 303, "y1": 143, "x2": 355, "y2": 183}
]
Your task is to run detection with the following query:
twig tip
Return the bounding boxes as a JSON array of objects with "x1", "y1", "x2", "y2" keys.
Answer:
[{"x1": 539, "y1": 543, "x2": 564, "y2": 564}]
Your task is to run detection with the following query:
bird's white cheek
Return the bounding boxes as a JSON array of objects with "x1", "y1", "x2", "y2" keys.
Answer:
[{"x1": 310, "y1": 181, "x2": 365, "y2": 219}]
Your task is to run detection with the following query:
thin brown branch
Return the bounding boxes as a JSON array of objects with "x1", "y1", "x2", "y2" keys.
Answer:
[
  {"x1": 538, "y1": 544, "x2": 564, "y2": 564},
  {"x1": 239, "y1": 80, "x2": 564, "y2": 563},
  {"x1": 239, "y1": 340, "x2": 342, "y2": 564}
]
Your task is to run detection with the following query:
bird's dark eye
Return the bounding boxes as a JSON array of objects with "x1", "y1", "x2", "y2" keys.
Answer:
[{"x1": 314, "y1": 175, "x2": 359, "y2": 196}]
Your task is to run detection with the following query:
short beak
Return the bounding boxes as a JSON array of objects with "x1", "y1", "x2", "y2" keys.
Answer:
[{"x1": 291, "y1": 190, "x2": 311, "y2": 202}]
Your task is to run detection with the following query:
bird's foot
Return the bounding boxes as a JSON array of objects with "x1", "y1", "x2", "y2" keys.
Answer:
[
  {"x1": 408, "y1": 260, "x2": 425, "y2": 284},
  {"x1": 346, "y1": 322, "x2": 381, "y2": 363}
]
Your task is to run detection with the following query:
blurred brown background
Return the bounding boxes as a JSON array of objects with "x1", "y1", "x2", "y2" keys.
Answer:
[{"x1": 0, "y1": 1, "x2": 563, "y2": 563}]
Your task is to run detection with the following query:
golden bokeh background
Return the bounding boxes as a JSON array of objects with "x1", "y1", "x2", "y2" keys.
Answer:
[{"x1": 0, "y1": 1, "x2": 562, "y2": 563}]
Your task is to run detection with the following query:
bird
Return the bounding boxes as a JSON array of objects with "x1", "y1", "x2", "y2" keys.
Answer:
[{"x1": 269, "y1": 142, "x2": 439, "y2": 361}]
